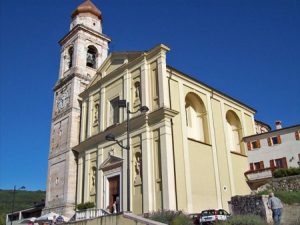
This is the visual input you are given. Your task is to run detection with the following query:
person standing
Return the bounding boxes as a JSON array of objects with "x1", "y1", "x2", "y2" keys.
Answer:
[{"x1": 267, "y1": 192, "x2": 283, "y2": 224}]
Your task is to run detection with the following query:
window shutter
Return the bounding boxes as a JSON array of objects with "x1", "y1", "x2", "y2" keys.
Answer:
[
  {"x1": 257, "y1": 140, "x2": 261, "y2": 148},
  {"x1": 283, "y1": 157, "x2": 287, "y2": 168},
  {"x1": 247, "y1": 142, "x2": 252, "y2": 151},
  {"x1": 270, "y1": 160, "x2": 275, "y2": 169},
  {"x1": 260, "y1": 161, "x2": 264, "y2": 169},
  {"x1": 267, "y1": 137, "x2": 272, "y2": 146},
  {"x1": 277, "y1": 135, "x2": 282, "y2": 144},
  {"x1": 250, "y1": 163, "x2": 254, "y2": 171},
  {"x1": 295, "y1": 131, "x2": 300, "y2": 140}
]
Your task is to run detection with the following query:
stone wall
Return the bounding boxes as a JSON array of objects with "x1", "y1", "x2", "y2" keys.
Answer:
[
  {"x1": 229, "y1": 195, "x2": 273, "y2": 224},
  {"x1": 229, "y1": 195, "x2": 300, "y2": 225},
  {"x1": 269, "y1": 175, "x2": 300, "y2": 192}
]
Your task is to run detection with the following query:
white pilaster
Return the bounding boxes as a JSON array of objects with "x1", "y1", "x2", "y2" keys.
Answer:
[
  {"x1": 141, "y1": 59, "x2": 150, "y2": 108},
  {"x1": 124, "y1": 69, "x2": 130, "y2": 116},
  {"x1": 206, "y1": 94, "x2": 222, "y2": 208},
  {"x1": 241, "y1": 110, "x2": 246, "y2": 136},
  {"x1": 80, "y1": 101, "x2": 87, "y2": 142},
  {"x1": 100, "y1": 87, "x2": 105, "y2": 131},
  {"x1": 87, "y1": 96, "x2": 93, "y2": 138},
  {"x1": 141, "y1": 129, "x2": 154, "y2": 212},
  {"x1": 96, "y1": 147, "x2": 103, "y2": 208},
  {"x1": 159, "y1": 122, "x2": 176, "y2": 210},
  {"x1": 251, "y1": 114, "x2": 256, "y2": 134},
  {"x1": 83, "y1": 153, "x2": 90, "y2": 202},
  {"x1": 76, "y1": 156, "x2": 84, "y2": 203},
  {"x1": 220, "y1": 100, "x2": 235, "y2": 196},
  {"x1": 178, "y1": 82, "x2": 193, "y2": 212},
  {"x1": 157, "y1": 54, "x2": 170, "y2": 108},
  {"x1": 122, "y1": 142, "x2": 128, "y2": 211}
]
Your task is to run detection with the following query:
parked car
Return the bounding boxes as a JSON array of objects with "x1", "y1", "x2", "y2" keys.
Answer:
[
  {"x1": 199, "y1": 209, "x2": 230, "y2": 224},
  {"x1": 189, "y1": 213, "x2": 201, "y2": 224}
]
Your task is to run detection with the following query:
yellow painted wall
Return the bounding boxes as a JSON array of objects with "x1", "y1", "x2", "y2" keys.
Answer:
[
  {"x1": 231, "y1": 153, "x2": 250, "y2": 195},
  {"x1": 244, "y1": 113, "x2": 255, "y2": 137},
  {"x1": 188, "y1": 140, "x2": 217, "y2": 212}
]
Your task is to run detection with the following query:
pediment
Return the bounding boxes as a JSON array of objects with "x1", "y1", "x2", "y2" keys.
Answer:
[
  {"x1": 86, "y1": 52, "x2": 144, "y2": 89},
  {"x1": 99, "y1": 154, "x2": 123, "y2": 171}
]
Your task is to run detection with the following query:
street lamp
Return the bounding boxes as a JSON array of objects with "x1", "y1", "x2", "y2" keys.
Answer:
[
  {"x1": 11, "y1": 185, "x2": 25, "y2": 225},
  {"x1": 105, "y1": 100, "x2": 149, "y2": 212}
]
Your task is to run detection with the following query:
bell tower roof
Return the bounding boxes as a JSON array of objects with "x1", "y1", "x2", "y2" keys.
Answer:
[{"x1": 72, "y1": 0, "x2": 102, "y2": 19}]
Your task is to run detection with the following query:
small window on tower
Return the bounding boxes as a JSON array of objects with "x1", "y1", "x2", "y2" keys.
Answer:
[
  {"x1": 86, "y1": 45, "x2": 97, "y2": 68},
  {"x1": 68, "y1": 47, "x2": 73, "y2": 69}
]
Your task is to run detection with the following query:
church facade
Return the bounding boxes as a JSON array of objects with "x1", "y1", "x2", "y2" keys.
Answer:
[{"x1": 44, "y1": 0, "x2": 255, "y2": 218}]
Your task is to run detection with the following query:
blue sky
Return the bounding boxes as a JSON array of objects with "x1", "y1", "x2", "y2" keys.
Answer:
[{"x1": 0, "y1": 0, "x2": 299, "y2": 191}]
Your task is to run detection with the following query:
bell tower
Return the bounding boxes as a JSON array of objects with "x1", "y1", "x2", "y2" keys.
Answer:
[{"x1": 44, "y1": 0, "x2": 111, "y2": 217}]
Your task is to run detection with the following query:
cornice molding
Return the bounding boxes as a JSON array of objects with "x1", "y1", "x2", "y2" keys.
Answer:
[
  {"x1": 53, "y1": 72, "x2": 91, "y2": 91},
  {"x1": 59, "y1": 24, "x2": 111, "y2": 46}
]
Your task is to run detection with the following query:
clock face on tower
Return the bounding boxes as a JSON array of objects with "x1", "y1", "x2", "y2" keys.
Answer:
[{"x1": 56, "y1": 86, "x2": 70, "y2": 112}]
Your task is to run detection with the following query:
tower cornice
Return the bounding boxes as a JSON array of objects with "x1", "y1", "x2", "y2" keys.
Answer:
[
  {"x1": 59, "y1": 24, "x2": 111, "y2": 46},
  {"x1": 53, "y1": 72, "x2": 91, "y2": 92}
]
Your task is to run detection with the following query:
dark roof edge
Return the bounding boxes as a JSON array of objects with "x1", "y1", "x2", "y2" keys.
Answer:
[
  {"x1": 243, "y1": 124, "x2": 300, "y2": 140},
  {"x1": 167, "y1": 65, "x2": 257, "y2": 113}
]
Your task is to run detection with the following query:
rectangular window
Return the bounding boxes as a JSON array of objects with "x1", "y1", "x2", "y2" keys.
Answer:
[
  {"x1": 247, "y1": 140, "x2": 261, "y2": 150},
  {"x1": 295, "y1": 131, "x2": 300, "y2": 140},
  {"x1": 275, "y1": 157, "x2": 287, "y2": 169},
  {"x1": 254, "y1": 161, "x2": 264, "y2": 170},
  {"x1": 109, "y1": 97, "x2": 120, "y2": 125},
  {"x1": 250, "y1": 163, "x2": 254, "y2": 171},
  {"x1": 252, "y1": 140, "x2": 260, "y2": 149},
  {"x1": 268, "y1": 135, "x2": 282, "y2": 146},
  {"x1": 272, "y1": 136, "x2": 279, "y2": 145}
]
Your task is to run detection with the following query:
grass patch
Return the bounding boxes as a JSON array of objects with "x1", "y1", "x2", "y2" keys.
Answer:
[
  {"x1": 216, "y1": 215, "x2": 268, "y2": 225},
  {"x1": 257, "y1": 191, "x2": 300, "y2": 204}
]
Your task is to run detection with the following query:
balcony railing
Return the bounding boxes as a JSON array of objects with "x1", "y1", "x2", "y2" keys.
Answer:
[
  {"x1": 244, "y1": 167, "x2": 274, "y2": 181},
  {"x1": 75, "y1": 208, "x2": 110, "y2": 221}
]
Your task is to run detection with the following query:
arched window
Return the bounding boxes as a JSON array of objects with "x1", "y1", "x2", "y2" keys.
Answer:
[
  {"x1": 86, "y1": 45, "x2": 97, "y2": 68},
  {"x1": 185, "y1": 93, "x2": 209, "y2": 143},
  {"x1": 64, "y1": 47, "x2": 73, "y2": 71},
  {"x1": 226, "y1": 110, "x2": 243, "y2": 153}
]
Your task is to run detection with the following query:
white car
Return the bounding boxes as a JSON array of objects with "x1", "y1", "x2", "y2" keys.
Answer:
[{"x1": 199, "y1": 209, "x2": 230, "y2": 224}]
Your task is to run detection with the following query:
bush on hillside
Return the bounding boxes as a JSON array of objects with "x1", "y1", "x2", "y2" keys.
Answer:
[
  {"x1": 146, "y1": 210, "x2": 193, "y2": 225},
  {"x1": 76, "y1": 202, "x2": 95, "y2": 210},
  {"x1": 274, "y1": 167, "x2": 300, "y2": 178}
]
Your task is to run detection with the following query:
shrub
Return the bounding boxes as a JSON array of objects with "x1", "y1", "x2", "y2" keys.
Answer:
[
  {"x1": 274, "y1": 167, "x2": 300, "y2": 178},
  {"x1": 76, "y1": 201, "x2": 95, "y2": 210},
  {"x1": 274, "y1": 168, "x2": 287, "y2": 178},
  {"x1": 171, "y1": 213, "x2": 193, "y2": 225},
  {"x1": 216, "y1": 215, "x2": 268, "y2": 225},
  {"x1": 146, "y1": 210, "x2": 193, "y2": 225}
]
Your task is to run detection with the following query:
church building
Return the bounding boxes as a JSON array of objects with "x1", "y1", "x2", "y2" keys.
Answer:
[{"x1": 44, "y1": 0, "x2": 256, "y2": 218}]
